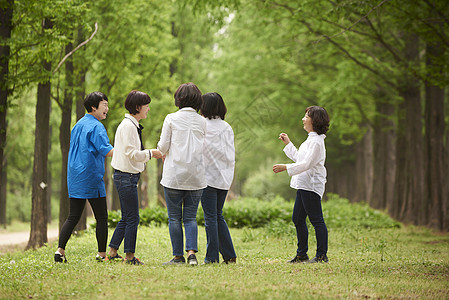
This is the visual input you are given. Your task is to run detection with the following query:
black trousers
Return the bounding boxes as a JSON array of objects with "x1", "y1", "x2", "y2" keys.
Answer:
[{"x1": 58, "y1": 197, "x2": 108, "y2": 252}]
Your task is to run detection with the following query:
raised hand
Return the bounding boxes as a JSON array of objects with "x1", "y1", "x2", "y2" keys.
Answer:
[{"x1": 279, "y1": 133, "x2": 290, "y2": 145}]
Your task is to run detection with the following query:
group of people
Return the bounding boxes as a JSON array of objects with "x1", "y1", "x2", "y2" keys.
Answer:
[{"x1": 54, "y1": 82, "x2": 330, "y2": 266}]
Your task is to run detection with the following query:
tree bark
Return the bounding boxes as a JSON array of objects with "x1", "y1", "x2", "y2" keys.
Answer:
[
  {"x1": 394, "y1": 33, "x2": 425, "y2": 225},
  {"x1": 0, "y1": 0, "x2": 13, "y2": 227},
  {"x1": 371, "y1": 91, "x2": 396, "y2": 211},
  {"x1": 27, "y1": 18, "x2": 53, "y2": 249},
  {"x1": 59, "y1": 42, "x2": 73, "y2": 231},
  {"x1": 425, "y1": 40, "x2": 445, "y2": 230},
  {"x1": 354, "y1": 127, "x2": 373, "y2": 203}
]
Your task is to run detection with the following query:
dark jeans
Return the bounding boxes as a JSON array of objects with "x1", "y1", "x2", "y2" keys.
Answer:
[
  {"x1": 164, "y1": 187, "x2": 202, "y2": 256},
  {"x1": 109, "y1": 170, "x2": 141, "y2": 254},
  {"x1": 201, "y1": 186, "x2": 236, "y2": 263},
  {"x1": 292, "y1": 189, "x2": 328, "y2": 257},
  {"x1": 58, "y1": 197, "x2": 108, "y2": 252}
]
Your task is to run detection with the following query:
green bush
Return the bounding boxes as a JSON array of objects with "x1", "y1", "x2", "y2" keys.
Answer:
[{"x1": 100, "y1": 193, "x2": 401, "y2": 230}]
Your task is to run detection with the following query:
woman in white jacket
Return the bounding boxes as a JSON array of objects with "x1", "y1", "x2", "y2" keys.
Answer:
[
  {"x1": 200, "y1": 92, "x2": 236, "y2": 264},
  {"x1": 273, "y1": 106, "x2": 330, "y2": 263}
]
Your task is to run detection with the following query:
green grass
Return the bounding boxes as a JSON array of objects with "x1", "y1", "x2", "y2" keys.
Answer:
[{"x1": 1, "y1": 223, "x2": 448, "y2": 299}]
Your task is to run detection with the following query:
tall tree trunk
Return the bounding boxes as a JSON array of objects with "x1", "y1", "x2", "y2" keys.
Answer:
[
  {"x1": 0, "y1": 0, "x2": 13, "y2": 227},
  {"x1": 425, "y1": 40, "x2": 445, "y2": 230},
  {"x1": 0, "y1": 158, "x2": 6, "y2": 227},
  {"x1": 394, "y1": 33, "x2": 424, "y2": 225},
  {"x1": 354, "y1": 127, "x2": 373, "y2": 203},
  {"x1": 47, "y1": 122, "x2": 52, "y2": 223},
  {"x1": 27, "y1": 18, "x2": 53, "y2": 249},
  {"x1": 444, "y1": 123, "x2": 449, "y2": 231},
  {"x1": 140, "y1": 169, "x2": 149, "y2": 208},
  {"x1": 371, "y1": 90, "x2": 396, "y2": 211},
  {"x1": 59, "y1": 43, "x2": 73, "y2": 230}
]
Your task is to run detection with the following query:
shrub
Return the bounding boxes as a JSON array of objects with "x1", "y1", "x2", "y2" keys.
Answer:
[{"x1": 98, "y1": 194, "x2": 401, "y2": 230}]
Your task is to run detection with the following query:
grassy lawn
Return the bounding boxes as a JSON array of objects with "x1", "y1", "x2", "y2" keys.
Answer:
[{"x1": 1, "y1": 222, "x2": 448, "y2": 299}]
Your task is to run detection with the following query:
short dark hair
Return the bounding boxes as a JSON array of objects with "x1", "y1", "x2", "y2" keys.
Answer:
[
  {"x1": 201, "y1": 92, "x2": 227, "y2": 120},
  {"x1": 125, "y1": 90, "x2": 151, "y2": 114},
  {"x1": 84, "y1": 91, "x2": 108, "y2": 112},
  {"x1": 174, "y1": 82, "x2": 202, "y2": 111},
  {"x1": 306, "y1": 106, "x2": 330, "y2": 135}
]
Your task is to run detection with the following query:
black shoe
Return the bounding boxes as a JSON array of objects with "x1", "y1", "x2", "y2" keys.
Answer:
[
  {"x1": 163, "y1": 256, "x2": 186, "y2": 265},
  {"x1": 125, "y1": 257, "x2": 144, "y2": 265},
  {"x1": 223, "y1": 257, "x2": 237, "y2": 264},
  {"x1": 308, "y1": 254, "x2": 328, "y2": 263},
  {"x1": 54, "y1": 252, "x2": 67, "y2": 263},
  {"x1": 289, "y1": 255, "x2": 309, "y2": 263},
  {"x1": 187, "y1": 254, "x2": 198, "y2": 266}
]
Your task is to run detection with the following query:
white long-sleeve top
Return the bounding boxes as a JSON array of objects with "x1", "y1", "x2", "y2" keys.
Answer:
[
  {"x1": 111, "y1": 114, "x2": 151, "y2": 174},
  {"x1": 203, "y1": 118, "x2": 235, "y2": 190},
  {"x1": 283, "y1": 132, "x2": 327, "y2": 198},
  {"x1": 157, "y1": 107, "x2": 207, "y2": 190}
]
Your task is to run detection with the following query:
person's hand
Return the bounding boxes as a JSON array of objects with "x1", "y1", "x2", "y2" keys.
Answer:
[
  {"x1": 272, "y1": 164, "x2": 287, "y2": 173},
  {"x1": 279, "y1": 133, "x2": 290, "y2": 145},
  {"x1": 151, "y1": 149, "x2": 163, "y2": 159}
]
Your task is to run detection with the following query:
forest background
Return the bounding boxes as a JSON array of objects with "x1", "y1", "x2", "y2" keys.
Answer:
[{"x1": 0, "y1": 0, "x2": 448, "y2": 249}]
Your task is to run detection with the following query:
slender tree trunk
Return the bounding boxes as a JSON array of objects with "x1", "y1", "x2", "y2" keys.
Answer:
[
  {"x1": 444, "y1": 122, "x2": 449, "y2": 231},
  {"x1": 371, "y1": 91, "x2": 396, "y2": 211},
  {"x1": 27, "y1": 18, "x2": 53, "y2": 249},
  {"x1": 354, "y1": 127, "x2": 373, "y2": 203},
  {"x1": 0, "y1": 158, "x2": 6, "y2": 227},
  {"x1": 394, "y1": 33, "x2": 424, "y2": 225},
  {"x1": 425, "y1": 40, "x2": 445, "y2": 230},
  {"x1": 59, "y1": 43, "x2": 73, "y2": 230},
  {"x1": 140, "y1": 169, "x2": 149, "y2": 208},
  {"x1": 47, "y1": 122, "x2": 52, "y2": 223},
  {"x1": 0, "y1": 0, "x2": 13, "y2": 227}
]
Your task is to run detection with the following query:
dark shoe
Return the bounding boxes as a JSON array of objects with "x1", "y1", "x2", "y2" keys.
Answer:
[
  {"x1": 163, "y1": 256, "x2": 186, "y2": 265},
  {"x1": 54, "y1": 252, "x2": 67, "y2": 263},
  {"x1": 96, "y1": 254, "x2": 107, "y2": 262},
  {"x1": 289, "y1": 255, "x2": 309, "y2": 264},
  {"x1": 308, "y1": 254, "x2": 328, "y2": 263},
  {"x1": 223, "y1": 257, "x2": 237, "y2": 264},
  {"x1": 125, "y1": 257, "x2": 144, "y2": 265},
  {"x1": 187, "y1": 254, "x2": 198, "y2": 266},
  {"x1": 106, "y1": 254, "x2": 124, "y2": 262}
]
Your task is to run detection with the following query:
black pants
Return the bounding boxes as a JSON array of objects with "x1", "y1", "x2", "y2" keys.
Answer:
[
  {"x1": 292, "y1": 189, "x2": 328, "y2": 257},
  {"x1": 58, "y1": 197, "x2": 108, "y2": 252}
]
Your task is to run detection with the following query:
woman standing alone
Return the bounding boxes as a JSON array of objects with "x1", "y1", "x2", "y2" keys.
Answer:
[{"x1": 273, "y1": 106, "x2": 330, "y2": 263}]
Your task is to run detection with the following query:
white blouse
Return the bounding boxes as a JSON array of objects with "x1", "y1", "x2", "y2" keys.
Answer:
[
  {"x1": 203, "y1": 118, "x2": 235, "y2": 190},
  {"x1": 111, "y1": 114, "x2": 151, "y2": 174},
  {"x1": 283, "y1": 132, "x2": 327, "y2": 198},
  {"x1": 157, "y1": 107, "x2": 207, "y2": 190}
]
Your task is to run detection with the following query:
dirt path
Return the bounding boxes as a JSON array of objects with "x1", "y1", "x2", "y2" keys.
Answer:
[{"x1": 0, "y1": 229, "x2": 59, "y2": 254}]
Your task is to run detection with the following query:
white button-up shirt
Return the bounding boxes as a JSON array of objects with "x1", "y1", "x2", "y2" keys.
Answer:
[
  {"x1": 111, "y1": 114, "x2": 151, "y2": 174},
  {"x1": 157, "y1": 107, "x2": 207, "y2": 190},
  {"x1": 203, "y1": 118, "x2": 235, "y2": 190},
  {"x1": 283, "y1": 132, "x2": 327, "y2": 198}
]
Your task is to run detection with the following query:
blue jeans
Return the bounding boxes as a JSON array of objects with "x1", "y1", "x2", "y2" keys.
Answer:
[
  {"x1": 164, "y1": 187, "x2": 202, "y2": 256},
  {"x1": 292, "y1": 189, "x2": 328, "y2": 257},
  {"x1": 201, "y1": 186, "x2": 236, "y2": 263},
  {"x1": 109, "y1": 170, "x2": 140, "y2": 254}
]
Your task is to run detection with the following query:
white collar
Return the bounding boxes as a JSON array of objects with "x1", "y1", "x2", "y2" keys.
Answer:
[
  {"x1": 124, "y1": 114, "x2": 139, "y2": 127},
  {"x1": 179, "y1": 107, "x2": 196, "y2": 112}
]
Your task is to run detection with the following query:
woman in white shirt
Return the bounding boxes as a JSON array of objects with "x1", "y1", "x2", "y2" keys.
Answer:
[
  {"x1": 157, "y1": 83, "x2": 206, "y2": 266},
  {"x1": 273, "y1": 106, "x2": 330, "y2": 263},
  {"x1": 107, "y1": 90, "x2": 162, "y2": 265},
  {"x1": 200, "y1": 92, "x2": 237, "y2": 264}
]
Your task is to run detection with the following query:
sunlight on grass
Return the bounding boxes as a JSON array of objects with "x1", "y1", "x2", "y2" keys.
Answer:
[{"x1": 1, "y1": 224, "x2": 448, "y2": 299}]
